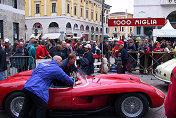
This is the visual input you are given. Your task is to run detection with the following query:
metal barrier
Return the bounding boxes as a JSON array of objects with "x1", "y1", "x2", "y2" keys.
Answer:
[
  {"x1": 127, "y1": 51, "x2": 175, "y2": 74},
  {"x1": 4, "y1": 56, "x2": 36, "y2": 77}
]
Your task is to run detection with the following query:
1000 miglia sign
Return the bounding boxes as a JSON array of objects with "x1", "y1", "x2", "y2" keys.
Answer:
[{"x1": 108, "y1": 18, "x2": 166, "y2": 26}]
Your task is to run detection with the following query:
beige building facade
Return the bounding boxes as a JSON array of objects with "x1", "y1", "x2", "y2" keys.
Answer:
[{"x1": 109, "y1": 12, "x2": 134, "y2": 40}]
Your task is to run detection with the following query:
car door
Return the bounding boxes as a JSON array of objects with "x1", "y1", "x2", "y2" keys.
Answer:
[{"x1": 47, "y1": 87, "x2": 73, "y2": 110}]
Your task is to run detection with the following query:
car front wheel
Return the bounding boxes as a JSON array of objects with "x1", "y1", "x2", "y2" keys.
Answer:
[
  {"x1": 5, "y1": 92, "x2": 24, "y2": 118},
  {"x1": 115, "y1": 93, "x2": 149, "y2": 118}
]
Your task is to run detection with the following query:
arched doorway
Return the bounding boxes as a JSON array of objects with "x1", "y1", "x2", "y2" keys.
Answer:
[
  {"x1": 66, "y1": 22, "x2": 72, "y2": 35},
  {"x1": 48, "y1": 22, "x2": 59, "y2": 33},
  {"x1": 167, "y1": 10, "x2": 176, "y2": 29},
  {"x1": 33, "y1": 22, "x2": 43, "y2": 39}
]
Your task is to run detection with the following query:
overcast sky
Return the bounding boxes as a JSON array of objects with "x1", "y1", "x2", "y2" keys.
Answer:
[{"x1": 105, "y1": 0, "x2": 134, "y2": 14}]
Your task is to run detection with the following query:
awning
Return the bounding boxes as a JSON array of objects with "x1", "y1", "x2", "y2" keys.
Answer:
[
  {"x1": 29, "y1": 34, "x2": 41, "y2": 40},
  {"x1": 103, "y1": 35, "x2": 110, "y2": 39},
  {"x1": 42, "y1": 33, "x2": 61, "y2": 39},
  {"x1": 153, "y1": 20, "x2": 176, "y2": 37}
]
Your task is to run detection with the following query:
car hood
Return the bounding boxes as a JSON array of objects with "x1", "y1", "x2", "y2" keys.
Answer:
[
  {"x1": 157, "y1": 58, "x2": 176, "y2": 72},
  {"x1": 88, "y1": 74, "x2": 141, "y2": 85}
]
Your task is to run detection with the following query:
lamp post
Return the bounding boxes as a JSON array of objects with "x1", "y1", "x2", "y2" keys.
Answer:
[{"x1": 101, "y1": 0, "x2": 105, "y2": 73}]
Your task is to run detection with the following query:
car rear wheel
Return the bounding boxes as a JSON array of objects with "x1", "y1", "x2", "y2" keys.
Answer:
[
  {"x1": 115, "y1": 93, "x2": 149, "y2": 118},
  {"x1": 5, "y1": 92, "x2": 24, "y2": 118}
]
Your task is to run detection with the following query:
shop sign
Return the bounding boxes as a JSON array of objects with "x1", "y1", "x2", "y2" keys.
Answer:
[{"x1": 108, "y1": 18, "x2": 166, "y2": 26}]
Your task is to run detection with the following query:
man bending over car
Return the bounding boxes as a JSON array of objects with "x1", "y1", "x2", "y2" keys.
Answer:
[{"x1": 19, "y1": 55, "x2": 81, "y2": 118}]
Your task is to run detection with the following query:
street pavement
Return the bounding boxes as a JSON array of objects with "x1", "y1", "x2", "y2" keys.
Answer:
[{"x1": 0, "y1": 73, "x2": 168, "y2": 118}]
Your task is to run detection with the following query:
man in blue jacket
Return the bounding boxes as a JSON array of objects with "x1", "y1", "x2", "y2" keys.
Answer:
[{"x1": 19, "y1": 55, "x2": 81, "y2": 118}]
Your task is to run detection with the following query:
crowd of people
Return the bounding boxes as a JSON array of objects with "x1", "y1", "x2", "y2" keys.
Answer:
[{"x1": 1, "y1": 36, "x2": 176, "y2": 80}]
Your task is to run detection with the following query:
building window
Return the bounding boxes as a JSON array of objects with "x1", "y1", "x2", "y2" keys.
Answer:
[
  {"x1": 169, "y1": 0, "x2": 172, "y2": 3},
  {"x1": 137, "y1": 26, "x2": 141, "y2": 35},
  {"x1": 0, "y1": 20, "x2": 3, "y2": 39},
  {"x1": 106, "y1": 15, "x2": 108, "y2": 24},
  {"x1": 12, "y1": 0, "x2": 17, "y2": 9},
  {"x1": 121, "y1": 27, "x2": 124, "y2": 32},
  {"x1": 115, "y1": 27, "x2": 117, "y2": 32},
  {"x1": 0, "y1": 0, "x2": 4, "y2": 4},
  {"x1": 67, "y1": 3, "x2": 70, "y2": 14},
  {"x1": 86, "y1": 9, "x2": 88, "y2": 19},
  {"x1": 13, "y1": 22, "x2": 19, "y2": 41},
  {"x1": 100, "y1": 14, "x2": 102, "y2": 22},
  {"x1": 80, "y1": 7, "x2": 83, "y2": 17},
  {"x1": 130, "y1": 27, "x2": 133, "y2": 32},
  {"x1": 52, "y1": 3, "x2": 56, "y2": 13},
  {"x1": 96, "y1": 12, "x2": 98, "y2": 21},
  {"x1": 74, "y1": 5, "x2": 77, "y2": 16},
  {"x1": 91, "y1": 11, "x2": 93, "y2": 20},
  {"x1": 106, "y1": 28, "x2": 109, "y2": 34},
  {"x1": 36, "y1": 4, "x2": 40, "y2": 14}
]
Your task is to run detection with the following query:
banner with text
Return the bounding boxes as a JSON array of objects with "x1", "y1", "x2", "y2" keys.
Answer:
[{"x1": 108, "y1": 18, "x2": 166, "y2": 26}]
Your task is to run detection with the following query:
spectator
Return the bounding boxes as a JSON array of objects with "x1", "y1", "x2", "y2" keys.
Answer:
[
  {"x1": 15, "y1": 42, "x2": 29, "y2": 72},
  {"x1": 67, "y1": 38, "x2": 75, "y2": 52},
  {"x1": 12, "y1": 40, "x2": 19, "y2": 54},
  {"x1": 90, "y1": 41, "x2": 96, "y2": 54},
  {"x1": 100, "y1": 41, "x2": 108, "y2": 57},
  {"x1": 138, "y1": 40, "x2": 148, "y2": 74},
  {"x1": 163, "y1": 43, "x2": 174, "y2": 62},
  {"x1": 161, "y1": 40, "x2": 167, "y2": 49},
  {"x1": 53, "y1": 44, "x2": 66, "y2": 59},
  {"x1": 26, "y1": 37, "x2": 35, "y2": 50},
  {"x1": 76, "y1": 44, "x2": 84, "y2": 57},
  {"x1": 15, "y1": 39, "x2": 25, "y2": 51},
  {"x1": 36, "y1": 40, "x2": 52, "y2": 59},
  {"x1": 112, "y1": 43, "x2": 119, "y2": 57},
  {"x1": 153, "y1": 44, "x2": 163, "y2": 69},
  {"x1": 0, "y1": 39, "x2": 4, "y2": 49},
  {"x1": 61, "y1": 41, "x2": 70, "y2": 60},
  {"x1": 61, "y1": 53, "x2": 78, "y2": 76},
  {"x1": 115, "y1": 41, "x2": 128, "y2": 74},
  {"x1": 0, "y1": 44, "x2": 7, "y2": 80},
  {"x1": 126, "y1": 40, "x2": 137, "y2": 69},
  {"x1": 4, "y1": 38, "x2": 12, "y2": 75},
  {"x1": 66, "y1": 43, "x2": 72, "y2": 54},
  {"x1": 79, "y1": 44, "x2": 94, "y2": 75},
  {"x1": 29, "y1": 40, "x2": 36, "y2": 70},
  {"x1": 46, "y1": 39, "x2": 55, "y2": 57},
  {"x1": 19, "y1": 56, "x2": 81, "y2": 118}
]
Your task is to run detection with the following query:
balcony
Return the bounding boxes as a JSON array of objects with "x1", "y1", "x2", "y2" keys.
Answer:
[{"x1": 160, "y1": 0, "x2": 176, "y2": 5}]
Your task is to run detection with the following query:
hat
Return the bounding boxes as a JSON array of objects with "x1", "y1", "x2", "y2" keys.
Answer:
[
  {"x1": 157, "y1": 44, "x2": 161, "y2": 47},
  {"x1": 116, "y1": 40, "x2": 124, "y2": 45},
  {"x1": 84, "y1": 44, "x2": 91, "y2": 49},
  {"x1": 4, "y1": 38, "x2": 9, "y2": 42}
]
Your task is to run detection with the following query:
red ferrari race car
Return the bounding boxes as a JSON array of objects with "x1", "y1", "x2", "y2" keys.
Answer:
[{"x1": 0, "y1": 70, "x2": 165, "y2": 118}]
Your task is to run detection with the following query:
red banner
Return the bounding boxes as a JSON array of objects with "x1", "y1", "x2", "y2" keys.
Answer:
[{"x1": 108, "y1": 18, "x2": 166, "y2": 26}]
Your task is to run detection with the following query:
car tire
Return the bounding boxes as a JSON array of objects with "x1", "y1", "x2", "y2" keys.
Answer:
[
  {"x1": 115, "y1": 93, "x2": 149, "y2": 118},
  {"x1": 5, "y1": 92, "x2": 24, "y2": 118}
]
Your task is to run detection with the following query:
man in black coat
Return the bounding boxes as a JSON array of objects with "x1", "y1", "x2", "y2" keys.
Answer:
[
  {"x1": 61, "y1": 41, "x2": 70, "y2": 60},
  {"x1": 0, "y1": 45, "x2": 7, "y2": 80}
]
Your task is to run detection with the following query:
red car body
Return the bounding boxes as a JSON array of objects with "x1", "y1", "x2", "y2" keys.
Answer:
[{"x1": 0, "y1": 70, "x2": 165, "y2": 118}]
